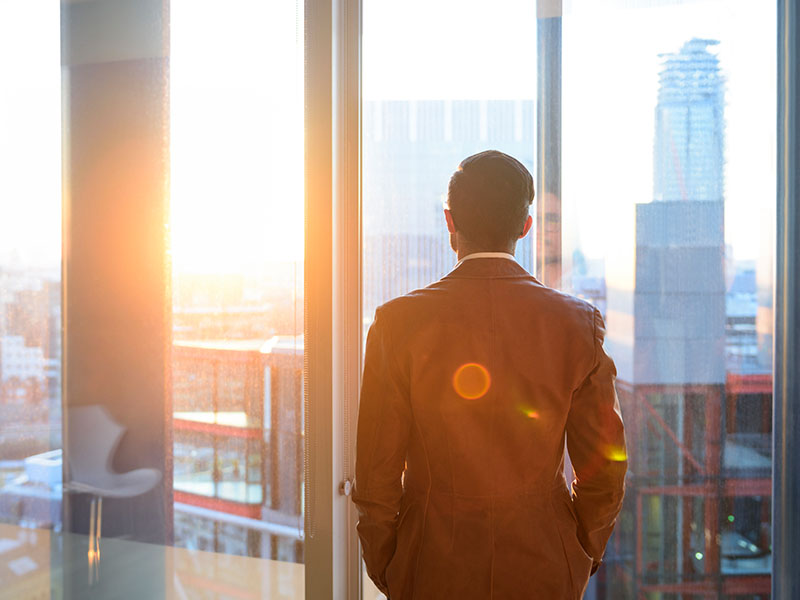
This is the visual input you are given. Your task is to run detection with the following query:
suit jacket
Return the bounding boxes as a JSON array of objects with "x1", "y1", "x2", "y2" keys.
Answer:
[{"x1": 353, "y1": 257, "x2": 627, "y2": 600}]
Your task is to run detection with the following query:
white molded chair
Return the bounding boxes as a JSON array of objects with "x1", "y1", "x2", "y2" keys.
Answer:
[
  {"x1": 66, "y1": 405, "x2": 162, "y2": 583},
  {"x1": 67, "y1": 405, "x2": 161, "y2": 498}
]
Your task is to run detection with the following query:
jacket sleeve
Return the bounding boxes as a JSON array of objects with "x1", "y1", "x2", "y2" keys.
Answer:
[
  {"x1": 352, "y1": 308, "x2": 412, "y2": 595},
  {"x1": 566, "y1": 307, "x2": 628, "y2": 574}
]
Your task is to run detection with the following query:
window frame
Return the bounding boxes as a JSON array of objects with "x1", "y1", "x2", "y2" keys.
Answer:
[
  {"x1": 773, "y1": 0, "x2": 800, "y2": 597},
  {"x1": 323, "y1": 1, "x2": 800, "y2": 598},
  {"x1": 303, "y1": 0, "x2": 363, "y2": 596}
]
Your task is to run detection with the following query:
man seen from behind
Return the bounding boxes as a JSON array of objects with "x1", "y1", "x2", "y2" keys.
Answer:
[{"x1": 353, "y1": 150, "x2": 627, "y2": 599}]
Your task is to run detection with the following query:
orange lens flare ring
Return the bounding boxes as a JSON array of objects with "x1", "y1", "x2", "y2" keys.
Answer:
[{"x1": 452, "y1": 362, "x2": 491, "y2": 400}]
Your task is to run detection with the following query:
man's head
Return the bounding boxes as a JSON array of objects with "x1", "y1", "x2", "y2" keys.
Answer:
[{"x1": 445, "y1": 150, "x2": 534, "y2": 255}]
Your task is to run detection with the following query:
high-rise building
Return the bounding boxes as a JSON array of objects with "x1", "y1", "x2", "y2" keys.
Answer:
[
  {"x1": 653, "y1": 39, "x2": 725, "y2": 205},
  {"x1": 602, "y1": 39, "x2": 771, "y2": 599}
]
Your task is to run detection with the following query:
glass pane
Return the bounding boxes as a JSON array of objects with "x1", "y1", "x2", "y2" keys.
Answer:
[
  {"x1": 2, "y1": 0, "x2": 306, "y2": 597},
  {"x1": 361, "y1": 1, "x2": 536, "y2": 598},
  {"x1": 362, "y1": 0, "x2": 537, "y2": 332},
  {"x1": 361, "y1": 1, "x2": 775, "y2": 599},
  {"x1": 0, "y1": 0, "x2": 62, "y2": 531},
  {"x1": 561, "y1": 1, "x2": 775, "y2": 597},
  {"x1": 170, "y1": 0, "x2": 305, "y2": 577},
  {"x1": 0, "y1": 4, "x2": 61, "y2": 598}
]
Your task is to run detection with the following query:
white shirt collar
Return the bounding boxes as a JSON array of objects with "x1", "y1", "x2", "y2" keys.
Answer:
[{"x1": 455, "y1": 251, "x2": 517, "y2": 269}]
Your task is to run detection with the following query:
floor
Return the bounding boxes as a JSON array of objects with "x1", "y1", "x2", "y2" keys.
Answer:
[{"x1": 0, "y1": 523, "x2": 304, "y2": 600}]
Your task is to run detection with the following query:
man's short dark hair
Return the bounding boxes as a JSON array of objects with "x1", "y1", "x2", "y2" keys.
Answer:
[{"x1": 446, "y1": 150, "x2": 535, "y2": 248}]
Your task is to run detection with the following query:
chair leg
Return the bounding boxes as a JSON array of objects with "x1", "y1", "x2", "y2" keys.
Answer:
[
  {"x1": 88, "y1": 497, "x2": 97, "y2": 585},
  {"x1": 96, "y1": 497, "x2": 103, "y2": 574}
]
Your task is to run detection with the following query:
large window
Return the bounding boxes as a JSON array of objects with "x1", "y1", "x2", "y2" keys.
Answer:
[
  {"x1": 361, "y1": 6, "x2": 536, "y2": 598},
  {"x1": 362, "y1": 0, "x2": 776, "y2": 598},
  {"x1": 1, "y1": 0, "x2": 307, "y2": 597},
  {"x1": 0, "y1": 0, "x2": 795, "y2": 598},
  {"x1": 170, "y1": 0, "x2": 305, "y2": 568},
  {"x1": 561, "y1": 2, "x2": 775, "y2": 597}
]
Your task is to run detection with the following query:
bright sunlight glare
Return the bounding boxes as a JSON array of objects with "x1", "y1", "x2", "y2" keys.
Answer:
[{"x1": 170, "y1": 0, "x2": 304, "y2": 274}]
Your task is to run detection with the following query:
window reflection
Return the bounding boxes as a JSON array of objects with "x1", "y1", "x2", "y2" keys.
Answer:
[{"x1": 563, "y1": 2, "x2": 775, "y2": 597}]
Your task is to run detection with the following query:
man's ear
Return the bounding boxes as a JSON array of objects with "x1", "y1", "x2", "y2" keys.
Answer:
[
  {"x1": 444, "y1": 209, "x2": 457, "y2": 234},
  {"x1": 520, "y1": 214, "x2": 533, "y2": 239}
]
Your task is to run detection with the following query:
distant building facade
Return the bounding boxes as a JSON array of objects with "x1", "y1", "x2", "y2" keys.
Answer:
[
  {"x1": 363, "y1": 99, "x2": 536, "y2": 322},
  {"x1": 0, "y1": 271, "x2": 60, "y2": 459},
  {"x1": 171, "y1": 337, "x2": 304, "y2": 562},
  {"x1": 1, "y1": 335, "x2": 46, "y2": 383}
]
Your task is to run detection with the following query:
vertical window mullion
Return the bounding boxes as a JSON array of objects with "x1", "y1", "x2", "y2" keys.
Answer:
[
  {"x1": 774, "y1": 1, "x2": 800, "y2": 598},
  {"x1": 305, "y1": 0, "x2": 362, "y2": 595},
  {"x1": 333, "y1": 0, "x2": 363, "y2": 597}
]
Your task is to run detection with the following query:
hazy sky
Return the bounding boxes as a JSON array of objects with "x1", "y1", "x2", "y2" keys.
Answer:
[
  {"x1": 0, "y1": 0, "x2": 60, "y2": 270},
  {"x1": 0, "y1": 0, "x2": 776, "y2": 275},
  {"x1": 560, "y1": 0, "x2": 775, "y2": 286},
  {"x1": 170, "y1": 0, "x2": 304, "y2": 272},
  {"x1": 364, "y1": 0, "x2": 776, "y2": 268}
]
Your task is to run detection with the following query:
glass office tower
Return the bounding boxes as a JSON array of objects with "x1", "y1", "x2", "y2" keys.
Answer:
[{"x1": 603, "y1": 38, "x2": 771, "y2": 598}]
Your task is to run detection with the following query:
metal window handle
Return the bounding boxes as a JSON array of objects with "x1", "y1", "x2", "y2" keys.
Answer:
[{"x1": 339, "y1": 479, "x2": 353, "y2": 496}]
